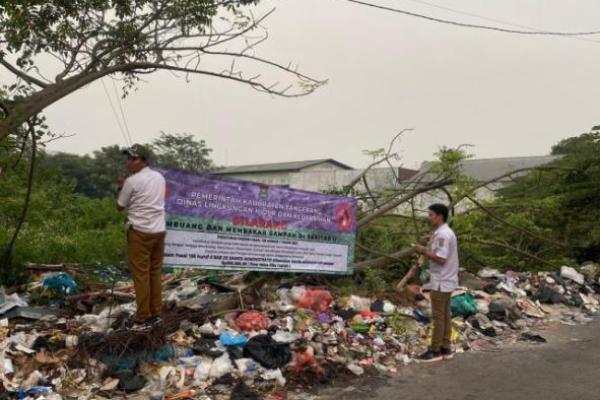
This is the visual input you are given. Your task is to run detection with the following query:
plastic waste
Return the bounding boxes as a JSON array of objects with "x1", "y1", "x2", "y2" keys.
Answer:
[
  {"x1": 536, "y1": 283, "x2": 565, "y2": 304},
  {"x1": 561, "y1": 266, "x2": 584, "y2": 285},
  {"x1": 450, "y1": 292, "x2": 478, "y2": 318},
  {"x1": 477, "y1": 268, "x2": 503, "y2": 279},
  {"x1": 487, "y1": 301, "x2": 508, "y2": 322},
  {"x1": 276, "y1": 288, "x2": 296, "y2": 312},
  {"x1": 231, "y1": 381, "x2": 260, "y2": 400},
  {"x1": 2, "y1": 356, "x2": 14, "y2": 374},
  {"x1": 0, "y1": 292, "x2": 28, "y2": 315},
  {"x1": 209, "y1": 353, "x2": 233, "y2": 378},
  {"x1": 166, "y1": 390, "x2": 197, "y2": 400},
  {"x1": 262, "y1": 369, "x2": 286, "y2": 386},
  {"x1": 117, "y1": 370, "x2": 147, "y2": 393},
  {"x1": 234, "y1": 358, "x2": 260, "y2": 377},
  {"x1": 243, "y1": 334, "x2": 292, "y2": 369},
  {"x1": 347, "y1": 363, "x2": 364, "y2": 376},
  {"x1": 190, "y1": 357, "x2": 211, "y2": 383},
  {"x1": 219, "y1": 331, "x2": 248, "y2": 347},
  {"x1": 235, "y1": 311, "x2": 268, "y2": 331},
  {"x1": 347, "y1": 295, "x2": 372, "y2": 312},
  {"x1": 292, "y1": 287, "x2": 333, "y2": 313},
  {"x1": 292, "y1": 348, "x2": 323, "y2": 375},
  {"x1": 475, "y1": 298, "x2": 490, "y2": 314},
  {"x1": 42, "y1": 272, "x2": 78, "y2": 297},
  {"x1": 271, "y1": 330, "x2": 299, "y2": 343},
  {"x1": 519, "y1": 332, "x2": 547, "y2": 343}
]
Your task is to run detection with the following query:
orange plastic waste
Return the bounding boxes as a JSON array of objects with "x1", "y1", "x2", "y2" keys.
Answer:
[
  {"x1": 295, "y1": 288, "x2": 333, "y2": 313},
  {"x1": 235, "y1": 310, "x2": 268, "y2": 331}
]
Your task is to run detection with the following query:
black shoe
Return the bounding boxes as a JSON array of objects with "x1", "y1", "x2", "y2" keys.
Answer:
[
  {"x1": 147, "y1": 316, "x2": 163, "y2": 328},
  {"x1": 415, "y1": 349, "x2": 443, "y2": 363},
  {"x1": 130, "y1": 320, "x2": 153, "y2": 332},
  {"x1": 441, "y1": 347, "x2": 454, "y2": 360}
]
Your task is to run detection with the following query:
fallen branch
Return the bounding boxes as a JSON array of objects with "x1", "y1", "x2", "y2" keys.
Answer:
[
  {"x1": 450, "y1": 165, "x2": 572, "y2": 208},
  {"x1": 344, "y1": 128, "x2": 412, "y2": 194},
  {"x1": 465, "y1": 195, "x2": 568, "y2": 249},
  {"x1": 358, "y1": 178, "x2": 453, "y2": 227},
  {"x1": 352, "y1": 247, "x2": 415, "y2": 270},
  {"x1": 465, "y1": 237, "x2": 557, "y2": 268}
]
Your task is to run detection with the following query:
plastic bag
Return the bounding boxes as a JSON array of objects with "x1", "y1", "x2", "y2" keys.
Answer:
[
  {"x1": 235, "y1": 311, "x2": 268, "y2": 331},
  {"x1": 234, "y1": 358, "x2": 260, "y2": 377},
  {"x1": 262, "y1": 369, "x2": 286, "y2": 386},
  {"x1": 219, "y1": 331, "x2": 248, "y2": 347},
  {"x1": 292, "y1": 349, "x2": 323, "y2": 375},
  {"x1": 243, "y1": 335, "x2": 292, "y2": 369},
  {"x1": 193, "y1": 358, "x2": 212, "y2": 383},
  {"x1": 208, "y1": 353, "x2": 233, "y2": 378},
  {"x1": 560, "y1": 266, "x2": 584, "y2": 285},
  {"x1": 450, "y1": 292, "x2": 478, "y2": 318},
  {"x1": 42, "y1": 273, "x2": 77, "y2": 296},
  {"x1": 294, "y1": 288, "x2": 333, "y2": 313},
  {"x1": 231, "y1": 381, "x2": 260, "y2": 400}
]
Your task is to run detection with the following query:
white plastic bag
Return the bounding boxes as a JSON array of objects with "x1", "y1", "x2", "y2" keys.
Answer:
[{"x1": 209, "y1": 353, "x2": 233, "y2": 379}]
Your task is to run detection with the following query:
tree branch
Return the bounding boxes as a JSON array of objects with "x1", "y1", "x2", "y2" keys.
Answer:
[
  {"x1": 464, "y1": 237, "x2": 557, "y2": 268},
  {"x1": 353, "y1": 246, "x2": 415, "y2": 270},
  {"x1": 465, "y1": 194, "x2": 568, "y2": 248},
  {"x1": 358, "y1": 178, "x2": 453, "y2": 227},
  {"x1": 0, "y1": 59, "x2": 49, "y2": 88}
]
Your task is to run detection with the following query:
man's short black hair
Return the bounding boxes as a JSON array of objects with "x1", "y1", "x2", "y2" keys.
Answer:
[{"x1": 428, "y1": 203, "x2": 449, "y2": 222}]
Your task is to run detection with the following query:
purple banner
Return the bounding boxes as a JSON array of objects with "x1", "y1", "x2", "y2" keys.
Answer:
[{"x1": 156, "y1": 167, "x2": 357, "y2": 274}]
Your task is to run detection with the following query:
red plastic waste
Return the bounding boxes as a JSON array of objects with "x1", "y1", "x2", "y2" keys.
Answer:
[
  {"x1": 292, "y1": 350, "x2": 324, "y2": 375},
  {"x1": 295, "y1": 288, "x2": 333, "y2": 313},
  {"x1": 358, "y1": 310, "x2": 378, "y2": 319},
  {"x1": 235, "y1": 311, "x2": 268, "y2": 331}
]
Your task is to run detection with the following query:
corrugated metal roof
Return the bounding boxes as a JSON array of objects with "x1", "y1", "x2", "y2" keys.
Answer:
[
  {"x1": 414, "y1": 155, "x2": 561, "y2": 182},
  {"x1": 214, "y1": 159, "x2": 353, "y2": 174}
]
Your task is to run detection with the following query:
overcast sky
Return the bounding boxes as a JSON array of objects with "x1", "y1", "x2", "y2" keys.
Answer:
[{"x1": 40, "y1": 0, "x2": 600, "y2": 170}]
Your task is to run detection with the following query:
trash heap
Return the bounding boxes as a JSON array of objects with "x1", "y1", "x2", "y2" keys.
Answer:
[{"x1": 0, "y1": 262, "x2": 599, "y2": 399}]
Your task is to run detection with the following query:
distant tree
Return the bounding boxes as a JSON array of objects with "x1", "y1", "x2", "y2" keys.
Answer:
[
  {"x1": 0, "y1": 0, "x2": 325, "y2": 143},
  {"x1": 151, "y1": 132, "x2": 214, "y2": 172},
  {"x1": 40, "y1": 135, "x2": 216, "y2": 198},
  {"x1": 456, "y1": 128, "x2": 600, "y2": 270}
]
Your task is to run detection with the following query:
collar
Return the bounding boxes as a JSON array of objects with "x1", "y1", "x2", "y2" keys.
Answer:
[
  {"x1": 134, "y1": 166, "x2": 150, "y2": 175},
  {"x1": 435, "y1": 223, "x2": 448, "y2": 233}
]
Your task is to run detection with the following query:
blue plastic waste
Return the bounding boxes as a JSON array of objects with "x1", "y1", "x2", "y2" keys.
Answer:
[
  {"x1": 412, "y1": 308, "x2": 430, "y2": 324},
  {"x1": 42, "y1": 272, "x2": 78, "y2": 296},
  {"x1": 101, "y1": 345, "x2": 175, "y2": 371},
  {"x1": 17, "y1": 386, "x2": 50, "y2": 399},
  {"x1": 219, "y1": 331, "x2": 248, "y2": 346}
]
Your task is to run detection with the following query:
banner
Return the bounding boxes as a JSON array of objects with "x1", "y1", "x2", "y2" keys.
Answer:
[{"x1": 157, "y1": 168, "x2": 357, "y2": 274}]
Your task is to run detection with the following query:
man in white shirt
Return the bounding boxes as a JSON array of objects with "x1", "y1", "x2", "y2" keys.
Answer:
[
  {"x1": 117, "y1": 144, "x2": 166, "y2": 328},
  {"x1": 414, "y1": 203, "x2": 459, "y2": 362}
]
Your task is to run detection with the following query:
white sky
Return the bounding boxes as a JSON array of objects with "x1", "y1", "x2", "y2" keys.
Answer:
[{"x1": 39, "y1": 0, "x2": 600, "y2": 169}]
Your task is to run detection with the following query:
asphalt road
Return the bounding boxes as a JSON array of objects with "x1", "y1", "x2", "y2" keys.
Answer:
[{"x1": 317, "y1": 318, "x2": 600, "y2": 400}]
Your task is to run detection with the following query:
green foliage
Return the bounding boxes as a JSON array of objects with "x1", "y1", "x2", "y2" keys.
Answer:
[
  {"x1": 1, "y1": 0, "x2": 258, "y2": 92},
  {"x1": 40, "y1": 134, "x2": 215, "y2": 198},
  {"x1": 0, "y1": 155, "x2": 124, "y2": 284},
  {"x1": 455, "y1": 130, "x2": 600, "y2": 271},
  {"x1": 151, "y1": 131, "x2": 215, "y2": 172}
]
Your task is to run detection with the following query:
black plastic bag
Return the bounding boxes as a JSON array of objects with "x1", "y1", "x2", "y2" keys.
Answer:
[
  {"x1": 116, "y1": 370, "x2": 146, "y2": 393},
  {"x1": 487, "y1": 301, "x2": 508, "y2": 322},
  {"x1": 230, "y1": 381, "x2": 260, "y2": 400},
  {"x1": 243, "y1": 334, "x2": 292, "y2": 369},
  {"x1": 193, "y1": 337, "x2": 224, "y2": 357}
]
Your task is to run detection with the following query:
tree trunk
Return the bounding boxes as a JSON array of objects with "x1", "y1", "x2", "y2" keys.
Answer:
[{"x1": 0, "y1": 66, "x2": 127, "y2": 142}]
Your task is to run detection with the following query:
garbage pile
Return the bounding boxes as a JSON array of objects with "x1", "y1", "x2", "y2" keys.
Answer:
[{"x1": 0, "y1": 262, "x2": 599, "y2": 399}]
